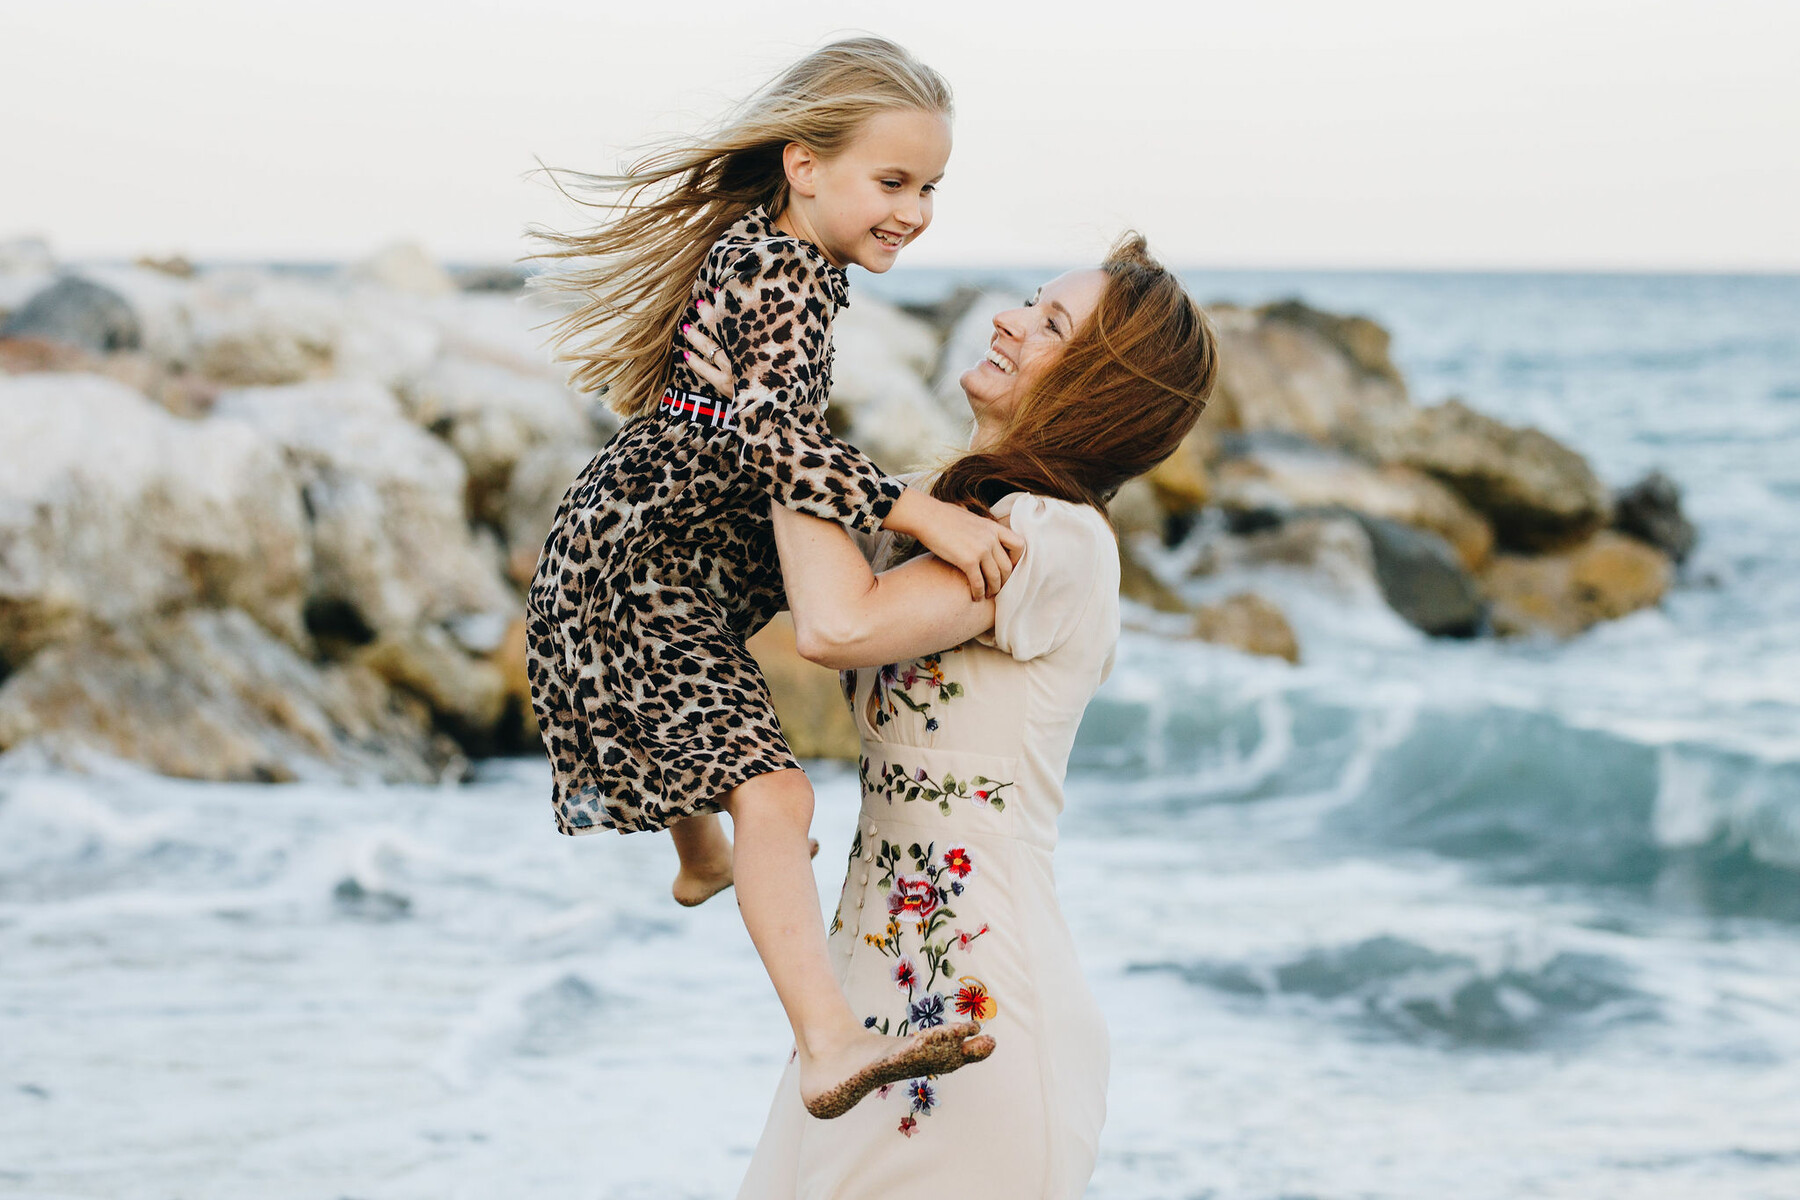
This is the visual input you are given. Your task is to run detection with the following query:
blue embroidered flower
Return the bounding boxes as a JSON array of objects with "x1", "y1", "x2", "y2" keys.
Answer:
[
  {"x1": 863, "y1": 1015, "x2": 879, "y2": 1028},
  {"x1": 909, "y1": 1078, "x2": 937, "y2": 1114},
  {"x1": 925, "y1": 718, "x2": 939, "y2": 732},
  {"x1": 908, "y1": 992, "x2": 946, "y2": 1029}
]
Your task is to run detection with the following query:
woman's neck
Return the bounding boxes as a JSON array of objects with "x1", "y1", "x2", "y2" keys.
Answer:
[{"x1": 968, "y1": 418, "x2": 1003, "y2": 454}]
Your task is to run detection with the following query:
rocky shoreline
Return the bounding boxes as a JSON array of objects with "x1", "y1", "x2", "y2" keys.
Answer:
[{"x1": 0, "y1": 239, "x2": 1695, "y2": 781}]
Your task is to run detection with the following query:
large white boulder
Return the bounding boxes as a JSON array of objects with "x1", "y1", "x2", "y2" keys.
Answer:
[
  {"x1": 0, "y1": 374, "x2": 310, "y2": 662},
  {"x1": 826, "y1": 294, "x2": 966, "y2": 474},
  {"x1": 212, "y1": 379, "x2": 514, "y2": 636},
  {"x1": 0, "y1": 607, "x2": 459, "y2": 783},
  {"x1": 402, "y1": 353, "x2": 599, "y2": 523}
]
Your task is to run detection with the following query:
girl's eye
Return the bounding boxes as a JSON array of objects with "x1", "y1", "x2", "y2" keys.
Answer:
[
  {"x1": 921, "y1": 183, "x2": 936, "y2": 195},
  {"x1": 881, "y1": 179, "x2": 902, "y2": 189}
]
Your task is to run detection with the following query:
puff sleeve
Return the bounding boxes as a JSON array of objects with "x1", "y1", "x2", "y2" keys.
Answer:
[
  {"x1": 714, "y1": 244, "x2": 905, "y2": 534},
  {"x1": 981, "y1": 494, "x2": 1119, "y2": 662}
]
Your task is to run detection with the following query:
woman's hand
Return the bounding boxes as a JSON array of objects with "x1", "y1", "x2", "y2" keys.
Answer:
[
  {"x1": 885, "y1": 489, "x2": 1025, "y2": 601},
  {"x1": 680, "y1": 296, "x2": 735, "y2": 394}
]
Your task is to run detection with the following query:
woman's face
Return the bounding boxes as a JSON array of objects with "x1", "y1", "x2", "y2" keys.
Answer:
[{"x1": 959, "y1": 268, "x2": 1106, "y2": 428}]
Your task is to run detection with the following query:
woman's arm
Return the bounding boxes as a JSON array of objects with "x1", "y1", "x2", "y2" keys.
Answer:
[{"x1": 771, "y1": 500, "x2": 1004, "y2": 670}]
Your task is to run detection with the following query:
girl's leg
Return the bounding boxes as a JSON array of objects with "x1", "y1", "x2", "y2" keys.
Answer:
[
  {"x1": 722, "y1": 767, "x2": 996, "y2": 1119},
  {"x1": 669, "y1": 812, "x2": 734, "y2": 907},
  {"x1": 668, "y1": 811, "x2": 818, "y2": 908}
]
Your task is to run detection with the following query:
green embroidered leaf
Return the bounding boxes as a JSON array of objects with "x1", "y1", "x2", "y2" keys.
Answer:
[
  {"x1": 938, "y1": 799, "x2": 952, "y2": 816},
  {"x1": 990, "y1": 797, "x2": 1006, "y2": 812},
  {"x1": 942, "y1": 773, "x2": 957, "y2": 791}
]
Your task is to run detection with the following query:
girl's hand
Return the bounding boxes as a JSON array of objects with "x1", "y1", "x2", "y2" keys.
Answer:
[
  {"x1": 679, "y1": 295, "x2": 735, "y2": 394},
  {"x1": 887, "y1": 489, "x2": 1027, "y2": 601}
]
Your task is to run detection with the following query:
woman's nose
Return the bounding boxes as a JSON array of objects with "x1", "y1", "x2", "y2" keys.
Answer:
[{"x1": 992, "y1": 309, "x2": 1026, "y2": 339}]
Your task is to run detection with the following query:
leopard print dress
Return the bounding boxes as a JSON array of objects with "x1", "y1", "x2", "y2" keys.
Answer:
[{"x1": 525, "y1": 206, "x2": 905, "y2": 835}]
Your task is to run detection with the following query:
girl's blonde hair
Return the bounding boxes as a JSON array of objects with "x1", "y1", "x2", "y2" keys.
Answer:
[{"x1": 530, "y1": 36, "x2": 953, "y2": 418}]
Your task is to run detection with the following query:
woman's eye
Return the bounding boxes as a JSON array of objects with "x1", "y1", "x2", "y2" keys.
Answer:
[
  {"x1": 881, "y1": 179, "x2": 902, "y2": 189},
  {"x1": 921, "y1": 183, "x2": 936, "y2": 195}
]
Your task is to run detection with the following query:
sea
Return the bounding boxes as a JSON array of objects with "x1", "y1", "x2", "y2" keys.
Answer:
[{"x1": 3, "y1": 270, "x2": 1798, "y2": 1199}]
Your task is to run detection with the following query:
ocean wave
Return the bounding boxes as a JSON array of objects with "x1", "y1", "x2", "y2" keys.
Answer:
[{"x1": 1132, "y1": 935, "x2": 1654, "y2": 1050}]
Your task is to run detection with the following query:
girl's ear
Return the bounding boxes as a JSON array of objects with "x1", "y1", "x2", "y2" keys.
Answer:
[{"x1": 782, "y1": 141, "x2": 820, "y2": 198}]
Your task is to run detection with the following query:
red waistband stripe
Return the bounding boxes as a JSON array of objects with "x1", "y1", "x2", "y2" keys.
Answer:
[{"x1": 660, "y1": 388, "x2": 736, "y2": 430}]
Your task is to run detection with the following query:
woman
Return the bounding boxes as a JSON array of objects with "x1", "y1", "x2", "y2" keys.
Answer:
[{"x1": 685, "y1": 233, "x2": 1217, "y2": 1196}]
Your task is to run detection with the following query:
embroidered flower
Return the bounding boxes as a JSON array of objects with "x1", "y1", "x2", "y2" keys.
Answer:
[
  {"x1": 973, "y1": 788, "x2": 991, "y2": 803},
  {"x1": 955, "y1": 923, "x2": 990, "y2": 950},
  {"x1": 954, "y1": 978, "x2": 997, "y2": 1021},
  {"x1": 925, "y1": 718, "x2": 939, "y2": 732},
  {"x1": 863, "y1": 1015, "x2": 879, "y2": 1029},
  {"x1": 942, "y1": 846, "x2": 974, "y2": 879},
  {"x1": 877, "y1": 1083, "x2": 895, "y2": 1099},
  {"x1": 908, "y1": 992, "x2": 946, "y2": 1028},
  {"x1": 898, "y1": 1115, "x2": 918, "y2": 1137},
  {"x1": 914, "y1": 767, "x2": 929, "y2": 783},
  {"x1": 909, "y1": 1078, "x2": 937, "y2": 1114},
  {"x1": 892, "y1": 956, "x2": 919, "y2": 992},
  {"x1": 887, "y1": 875, "x2": 939, "y2": 920}
]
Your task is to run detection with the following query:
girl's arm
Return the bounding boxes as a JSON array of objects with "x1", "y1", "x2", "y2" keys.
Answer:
[
  {"x1": 687, "y1": 267, "x2": 1022, "y2": 600},
  {"x1": 705, "y1": 247, "x2": 901, "y2": 535},
  {"x1": 770, "y1": 500, "x2": 1001, "y2": 671}
]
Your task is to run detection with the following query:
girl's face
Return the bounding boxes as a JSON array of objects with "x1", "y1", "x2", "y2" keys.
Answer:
[
  {"x1": 791, "y1": 108, "x2": 952, "y2": 273},
  {"x1": 960, "y1": 269, "x2": 1108, "y2": 428}
]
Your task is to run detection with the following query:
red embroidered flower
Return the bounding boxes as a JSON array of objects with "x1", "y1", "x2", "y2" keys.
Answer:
[
  {"x1": 887, "y1": 875, "x2": 939, "y2": 920},
  {"x1": 942, "y1": 846, "x2": 974, "y2": 878},
  {"x1": 955, "y1": 923, "x2": 990, "y2": 950},
  {"x1": 898, "y1": 1115, "x2": 918, "y2": 1137},
  {"x1": 973, "y1": 789, "x2": 990, "y2": 803},
  {"x1": 892, "y1": 956, "x2": 918, "y2": 992},
  {"x1": 954, "y1": 980, "x2": 997, "y2": 1021}
]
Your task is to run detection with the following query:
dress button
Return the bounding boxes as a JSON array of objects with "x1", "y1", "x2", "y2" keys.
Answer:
[{"x1": 861, "y1": 871, "x2": 870, "y2": 885}]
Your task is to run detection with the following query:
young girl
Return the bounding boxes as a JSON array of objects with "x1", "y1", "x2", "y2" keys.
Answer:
[{"x1": 524, "y1": 38, "x2": 1013, "y2": 1118}]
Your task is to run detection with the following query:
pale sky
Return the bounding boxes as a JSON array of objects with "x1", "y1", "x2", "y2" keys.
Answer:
[{"x1": 6, "y1": 0, "x2": 1798, "y2": 270}]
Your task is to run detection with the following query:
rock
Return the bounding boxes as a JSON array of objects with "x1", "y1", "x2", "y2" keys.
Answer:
[
  {"x1": 1, "y1": 276, "x2": 140, "y2": 353},
  {"x1": 453, "y1": 265, "x2": 530, "y2": 293},
  {"x1": 1612, "y1": 469, "x2": 1696, "y2": 564},
  {"x1": 0, "y1": 237, "x2": 54, "y2": 274},
  {"x1": 402, "y1": 354, "x2": 598, "y2": 525},
  {"x1": 212, "y1": 379, "x2": 514, "y2": 638},
  {"x1": 0, "y1": 608, "x2": 460, "y2": 783},
  {"x1": 1212, "y1": 435, "x2": 1494, "y2": 571},
  {"x1": 1479, "y1": 531, "x2": 1673, "y2": 638},
  {"x1": 1205, "y1": 303, "x2": 1412, "y2": 444},
  {"x1": 1350, "y1": 515, "x2": 1485, "y2": 637},
  {"x1": 1349, "y1": 398, "x2": 1610, "y2": 553},
  {"x1": 0, "y1": 374, "x2": 310, "y2": 667},
  {"x1": 491, "y1": 614, "x2": 539, "y2": 749},
  {"x1": 191, "y1": 272, "x2": 337, "y2": 385},
  {"x1": 1191, "y1": 513, "x2": 1382, "y2": 600},
  {"x1": 831, "y1": 296, "x2": 967, "y2": 473},
  {"x1": 1145, "y1": 424, "x2": 1213, "y2": 513},
  {"x1": 359, "y1": 623, "x2": 509, "y2": 747},
  {"x1": 349, "y1": 242, "x2": 456, "y2": 296},
  {"x1": 134, "y1": 254, "x2": 196, "y2": 279},
  {"x1": 502, "y1": 442, "x2": 597, "y2": 587},
  {"x1": 1257, "y1": 299, "x2": 1404, "y2": 387},
  {"x1": 1107, "y1": 479, "x2": 1190, "y2": 612},
  {"x1": 1191, "y1": 592, "x2": 1300, "y2": 663},
  {"x1": 747, "y1": 613, "x2": 859, "y2": 761}
]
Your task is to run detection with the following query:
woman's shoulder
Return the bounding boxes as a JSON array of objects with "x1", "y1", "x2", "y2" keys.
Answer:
[{"x1": 993, "y1": 492, "x2": 1117, "y2": 556}]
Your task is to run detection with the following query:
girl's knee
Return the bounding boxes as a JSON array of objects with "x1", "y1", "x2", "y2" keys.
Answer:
[{"x1": 724, "y1": 768, "x2": 814, "y2": 825}]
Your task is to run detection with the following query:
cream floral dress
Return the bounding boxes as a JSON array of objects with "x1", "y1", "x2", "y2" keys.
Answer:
[{"x1": 738, "y1": 492, "x2": 1121, "y2": 1199}]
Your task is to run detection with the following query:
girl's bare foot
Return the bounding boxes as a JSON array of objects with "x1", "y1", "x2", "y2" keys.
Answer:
[
  {"x1": 673, "y1": 837, "x2": 818, "y2": 908},
  {"x1": 799, "y1": 1022, "x2": 996, "y2": 1120}
]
